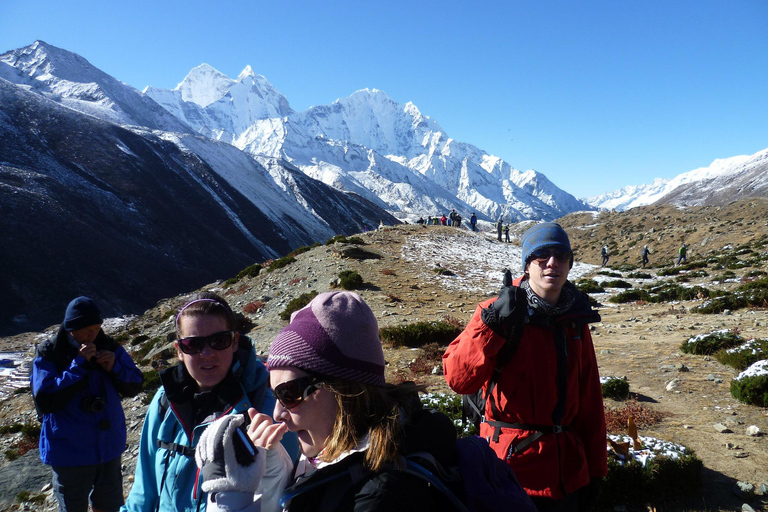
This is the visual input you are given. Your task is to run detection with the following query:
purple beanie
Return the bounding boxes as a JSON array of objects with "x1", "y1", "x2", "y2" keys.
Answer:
[{"x1": 267, "y1": 291, "x2": 385, "y2": 387}]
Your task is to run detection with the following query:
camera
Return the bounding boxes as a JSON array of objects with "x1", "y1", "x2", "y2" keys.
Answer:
[{"x1": 81, "y1": 396, "x2": 106, "y2": 413}]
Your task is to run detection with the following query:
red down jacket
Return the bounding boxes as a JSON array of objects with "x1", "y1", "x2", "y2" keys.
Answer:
[{"x1": 443, "y1": 279, "x2": 607, "y2": 500}]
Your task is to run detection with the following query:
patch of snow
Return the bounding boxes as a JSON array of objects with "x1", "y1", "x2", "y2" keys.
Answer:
[
  {"x1": 735, "y1": 360, "x2": 768, "y2": 380},
  {"x1": 401, "y1": 230, "x2": 595, "y2": 294},
  {"x1": 608, "y1": 435, "x2": 690, "y2": 467}
]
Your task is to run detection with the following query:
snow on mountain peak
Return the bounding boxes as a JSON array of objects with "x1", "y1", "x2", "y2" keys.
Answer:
[
  {"x1": 238, "y1": 65, "x2": 256, "y2": 79},
  {"x1": 176, "y1": 63, "x2": 234, "y2": 107}
]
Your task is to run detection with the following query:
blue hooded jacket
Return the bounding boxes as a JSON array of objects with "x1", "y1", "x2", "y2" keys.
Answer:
[
  {"x1": 122, "y1": 335, "x2": 296, "y2": 512},
  {"x1": 31, "y1": 327, "x2": 144, "y2": 466}
]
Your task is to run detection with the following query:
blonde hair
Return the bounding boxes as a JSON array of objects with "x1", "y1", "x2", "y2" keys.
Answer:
[{"x1": 320, "y1": 380, "x2": 424, "y2": 472}]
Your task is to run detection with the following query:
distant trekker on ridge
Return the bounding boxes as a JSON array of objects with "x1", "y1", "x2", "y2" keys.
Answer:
[{"x1": 601, "y1": 245, "x2": 610, "y2": 267}]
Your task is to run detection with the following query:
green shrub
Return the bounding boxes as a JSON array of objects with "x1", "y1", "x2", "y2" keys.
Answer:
[
  {"x1": 626, "y1": 272, "x2": 652, "y2": 279},
  {"x1": 380, "y1": 321, "x2": 462, "y2": 348},
  {"x1": 142, "y1": 369, "x2": 161, "y2": 392},
  {"x1": 0, "y1": 424, "x2": 23, "y2": 435},
  {"x1": 133, "y1": 337, "x2": 161, "y2": 360},
  {"x1": 325, "y1": 235, "x2": 365, "y2": 245},
  {"x1": 609, "y1": 289, "x2": 651, "y2": 304},
  {"x1": 693, "y1": 293, "x2": 745, "y2": 314},
  {"x1": 715, "y1": 338, "x2": 768, "y2": 370},
  {"x1": 420, "y1": 392, "x2": 477, "y2": 437},
  {"x1": 681, "y1": 330, "x2": 742, "y2": 355},
  {"x1": 730, "y1": 361, "x2": 768, "y2": 407},
  {"x1": 236, "y1": 263, "x2": 262, "y2": 280},
  {"x1": 737, "y1": 276, "x2": 768, "y2": 292},
  {"x1": 597, "y1": 270, "x2": 622, "y2": 278},
  {"x1": 603, "y1": 279, "x2": 632, "y2": 289},
  {"x1": 576, "y1": 279, "x2": 604, "y2": 294},
  {"x1": 338, "y1": 270, "x2": 364, "y2": 290},
  {"x1": 612, "y1": 264, "x2": 637, "y2": 272},
  {"x1": 601, "y1": 377, "x2": 630, "y2": 400},
  {"x1": 15, "y1": 491, "x2": 45, "y2": 504},
  {"x1": 289, "y1": 245, "x2": 313, "y2": 257},
  {"x1": 267, "y1": 256, "x2": 296, "y2": 272},
  {"x1": 130, "y1": 334, "x2": 149, "y2": 346},
  {"x1": 693, "y1": 280, "x2": 768, "y2": 314},
  {"x1": 603, "y1": 437, "x2": 702, "y2": 508},
  {"x1": 21, "y1": 423, "x2": 40, "y2": 440},
  {"x1": 279, "y1": 291, "x2": 319, "y2": 321}
]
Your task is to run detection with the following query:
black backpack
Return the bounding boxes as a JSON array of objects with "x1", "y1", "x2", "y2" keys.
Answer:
[{"x1": 461, "y1": 285, "x2": 527, "y2": 432}]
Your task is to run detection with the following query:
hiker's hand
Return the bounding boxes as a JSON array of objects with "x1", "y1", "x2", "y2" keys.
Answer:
[
  {"x1": 481, "y1": 269, "x2": 518, "y2": 337},
  {"x1": 196, "y1": 414, "x2": 265, "y2": 494},
  {"x1": 78, "y1": 343, "x2": 96, "y2": 362},
  {"x1": 94, "y1": 350, "x2": 115, "y2": 372},
  {"x1": 247, "y1": 409, "x2": 288, "y2": 450}
]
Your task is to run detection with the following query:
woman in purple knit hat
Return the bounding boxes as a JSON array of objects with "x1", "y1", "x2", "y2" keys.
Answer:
[{"x1": 194, "y1": 291, "x2": 457, "y2": 512}]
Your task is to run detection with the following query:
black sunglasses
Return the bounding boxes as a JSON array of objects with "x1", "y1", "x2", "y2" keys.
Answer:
[
  {"x1": 529, "y1": 249, "x2": 572, "y2": 265},
  {"x1": 273, "y1": 376, "x2": 323, "y2": 409},
  {"x1": 177, "y1": 330, "x2": 235, "y2": 355}
]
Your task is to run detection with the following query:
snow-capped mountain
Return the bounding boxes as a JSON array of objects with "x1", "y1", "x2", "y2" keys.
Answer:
[
  {"x1": 0, "y1": 40, "x2": 190, "y2": 133},
  {"x1": 0, "y1": 42, "x2": 395, "y2": 335},
  {"x1": 586, "y1": 148, "x2": 768, "y2": 211},
  {"x1": 147, "y1": 70, "x2": 593, "y2": 222},
  {"x1": 144, "y1": 64, "x2": 293, "y2": 143}
]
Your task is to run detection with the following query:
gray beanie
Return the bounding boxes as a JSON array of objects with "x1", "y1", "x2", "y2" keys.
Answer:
[{"x1": 521, "y1": 222, "x2": 572, "y2": 269}]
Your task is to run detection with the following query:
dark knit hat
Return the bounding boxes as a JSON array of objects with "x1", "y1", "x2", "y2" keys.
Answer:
[
  {"x1": 267, "y1": 291, "x2": 385, "y2": 387},
  {"x1": 62, "y1": 296, "x2": 103, "y2": 332},
  {"x1": 521, "y1": 222, "x2": 572, "y2": 270}
]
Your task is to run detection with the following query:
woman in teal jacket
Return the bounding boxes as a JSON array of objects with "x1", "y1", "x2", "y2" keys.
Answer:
[{"x1": 122, "y1": 293, "x2": 294, "y2": 512}]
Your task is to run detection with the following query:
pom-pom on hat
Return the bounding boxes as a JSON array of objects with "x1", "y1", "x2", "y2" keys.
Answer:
[
  {"x1": 267, "y1": 291, "x2": 385, "y2": 387},
  {"x1": 521, "y1": 222, "x2": 572, "y2": 270},
  {"x1": 62, "y1": 296, "x2": 103, "y2": 332}
]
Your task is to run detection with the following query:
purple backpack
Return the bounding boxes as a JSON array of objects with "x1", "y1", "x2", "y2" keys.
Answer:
[{"x1": 405, "y1": 435, "x2": 536, "y2": 512}]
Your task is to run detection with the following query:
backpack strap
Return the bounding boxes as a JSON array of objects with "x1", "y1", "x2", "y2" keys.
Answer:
[
  {"x1": 154, "y1": 392, "x2": 195, "y2": 457},
  {"x1": 483, "y1": 286, "x2": 527, "y2": 435}
]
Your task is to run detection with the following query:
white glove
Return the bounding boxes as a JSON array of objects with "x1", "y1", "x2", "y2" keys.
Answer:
[{"x1": 196, "y1": 414, "x2": 266, "y2": 494}]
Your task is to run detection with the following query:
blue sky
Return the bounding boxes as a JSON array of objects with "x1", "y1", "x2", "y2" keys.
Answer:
[{"x1": 2, "y1": 0, "x2": 766, "y2": 198}]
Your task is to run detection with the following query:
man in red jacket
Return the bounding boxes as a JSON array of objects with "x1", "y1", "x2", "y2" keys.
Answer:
[{"x1": 443, "y1": 222, "x2": 607, "y2": 512}]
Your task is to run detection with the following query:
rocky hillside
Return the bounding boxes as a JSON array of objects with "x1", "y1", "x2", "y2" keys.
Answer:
[{"x1": 1, "y1": 204, "x2": 767, "y2": 511}]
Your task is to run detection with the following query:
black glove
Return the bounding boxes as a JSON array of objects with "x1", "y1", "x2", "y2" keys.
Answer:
[
  {"x1": 481, "y1": 269, "x2": 519, "y2": 337},
  {"x1": 578, "y1": 477, "x2": 602, "y2": 512},
  {"x1": 195, "y1": 414, "x2": 265, "y2": 494}
]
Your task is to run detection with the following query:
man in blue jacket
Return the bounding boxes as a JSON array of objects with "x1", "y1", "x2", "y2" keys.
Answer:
[{"x1": 32, "y1": 296, "x2": 143, "y2": 512}]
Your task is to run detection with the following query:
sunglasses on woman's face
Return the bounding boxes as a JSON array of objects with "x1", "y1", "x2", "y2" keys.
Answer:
[
  {"x1": 273, "y1": 376, "x2": 323, "y2": 409},
  {"x1": 177, "y1": 330, "x2": 234, "y2": 355},
  {"x1": 529, "y1": 249, "x2": 572, "y2": 265}
]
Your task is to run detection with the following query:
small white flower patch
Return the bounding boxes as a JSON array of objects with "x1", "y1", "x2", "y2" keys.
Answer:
[{"x1": 608, "y1": 435, "x2": 689, "y2": 467}]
